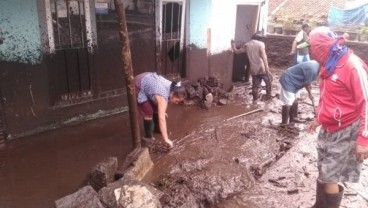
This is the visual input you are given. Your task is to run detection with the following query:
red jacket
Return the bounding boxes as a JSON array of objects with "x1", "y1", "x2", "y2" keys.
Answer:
[{"x1": 317, "y1": 53, "x2": 368, "y2": 146}]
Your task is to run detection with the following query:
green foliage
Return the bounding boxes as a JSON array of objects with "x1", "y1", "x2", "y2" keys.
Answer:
[{"x1": 361, "y1": 26, "x2": 368, "y2": 34}]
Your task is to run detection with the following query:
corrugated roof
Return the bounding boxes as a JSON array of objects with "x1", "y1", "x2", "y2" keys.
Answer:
[{"x1": 269, "y1": 0, "x2": 346, "y2": 22}]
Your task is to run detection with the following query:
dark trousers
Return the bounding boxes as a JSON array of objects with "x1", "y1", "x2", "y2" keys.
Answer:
[{"x1": 252, "y1": 73, "x2": 272, "y2": 101}]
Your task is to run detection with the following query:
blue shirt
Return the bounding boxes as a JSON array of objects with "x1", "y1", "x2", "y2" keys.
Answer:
[
  {"x1": 280, "y1": 60, "x2": 320, "y2": 93},
  {"x1": 137, "y1": 72, "x2": 172, "y2": 104}
]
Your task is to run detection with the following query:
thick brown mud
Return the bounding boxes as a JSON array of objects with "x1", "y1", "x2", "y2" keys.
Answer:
[
  {"x1": 0, "y1": 115, "x2": 133, "y2": 208},
  {"x1": 0, "y1": 68, "x2": 318, "y2": 208},
  {"x1": 142, "y1": 69, "x2": 317, "y2": 207}
]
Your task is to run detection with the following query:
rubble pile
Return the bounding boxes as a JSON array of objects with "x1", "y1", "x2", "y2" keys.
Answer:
[
  {"x1": 55, "y1": 149, "x2": 163, "y2": 208},
  {"x1": 184, "y1": 77, "x2": 235, "y2": 109}
]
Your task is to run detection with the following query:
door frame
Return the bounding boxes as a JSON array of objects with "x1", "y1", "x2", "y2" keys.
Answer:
[{"x1": 155, "y1": 0, "x2": 186, "y2": 76}]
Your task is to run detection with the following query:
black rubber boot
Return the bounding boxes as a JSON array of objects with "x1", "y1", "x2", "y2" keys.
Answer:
[
  {"x1": 290, "y1": 101, "x2": 304, "y2": 123},
  {"x1": 312, "y1": 180, "x2": 325, "y2": 208},
  {"x1": 325, "y1": 185, "x2": 344, "y2": 208},
  {"x1": 252, "y1": 87, "x2": 259, "y2": 102},
  {"x1": 281, "y1": 105, "x2": 291, "y2": 125},
  {"x1": 265, "y1": 73, "x2": 272, "y2": 100},
  {"x1": 143, "y1": 119, "x2": 154, "y2": 139}
]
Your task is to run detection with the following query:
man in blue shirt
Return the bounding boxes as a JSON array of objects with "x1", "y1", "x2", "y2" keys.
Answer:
[{"x1": 279, "y1": 60, "x2": 320, "y2": 124}]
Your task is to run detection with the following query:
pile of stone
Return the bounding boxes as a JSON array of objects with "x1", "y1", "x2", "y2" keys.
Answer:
[
  {"x1": 184, "y1": 77, "x2": 234, "y2": 109},
  {"x1": 54, "y1": 148, "x2": 163, "y2": 208}
]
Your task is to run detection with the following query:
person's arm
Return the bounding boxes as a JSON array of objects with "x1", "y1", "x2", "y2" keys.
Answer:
[
  {"x1": 154, "y1": 95, "x2": 173, "y2": 147},
  {"x1": 305, "y1": 84, "x2": 313, "y2": 100},
  {"x1": 290, "y1": 31, "x2": 303, "y2": 54},
  {"x1": 231, "y1": 40, "x2": 247, "y2": 54},
  {"x1": 289, "y1": 39, "x2": 297, "y2": 55},
  {"x1": 260, "y1": 44, "x2": 270, "y2": 72},
  {"x1": 347, "y1": 61, "x2": 368, "y2": 161}
]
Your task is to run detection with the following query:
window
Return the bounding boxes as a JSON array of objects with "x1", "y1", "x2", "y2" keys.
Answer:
[{"x1": 45, "y1": 0, "x2": 97, "y2": 52}]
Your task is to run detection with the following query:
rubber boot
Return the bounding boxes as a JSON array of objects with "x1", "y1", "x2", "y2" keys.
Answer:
[
  {"x1": 290, "y1": 101, "x2": 304, "y2": 123},
  {"x1": 312, "y1": 180, "x2": 325, "y2": 208},
  {"x1": 281, "y1": 105, "x2": 291, "y2": 125},
  {"x1": 325, "y1": 185, "x2": 344, "y2": 208},
  {"x1": 143, "y1": 119, "x2": 154, "y2": 139},
  {"x1": 252, "y1": 87, "x2": 259, "y2": 102},
  {"x1": 265, "y1": 73, "x2": 272, "y2": 100},
  {"x1": 152, "y1": 112, "x2": 161, "y2": 133}
]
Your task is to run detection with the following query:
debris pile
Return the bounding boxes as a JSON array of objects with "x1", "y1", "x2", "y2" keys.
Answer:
[
  {"x1": 54, "y1": 149, "x2": 163, "y2": 208},
  {"x1": 184, "y1": 77, "x2": 235, "y2": 109}
]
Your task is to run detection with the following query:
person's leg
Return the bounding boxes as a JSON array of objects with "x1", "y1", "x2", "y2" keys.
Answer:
[
  {"x1": 138, "y1": 101, "x2": 155, "y2": 140},
  {"x1": 281, "y1": 105, "x2": 291, "y2": 124},
  {"x1": 279, "y1": 88, "x2": 295, "y2": 124},
  {"x1": 290, "y1": 100, "x2": 304, "y2": 123},
  {"x1": 261, "y1": 73, "x2": 272, "y2": 99},
  {"x1": 324, "y1": 183, "x2": 344, "y2": 208},
  {"x1": 252, "y1": 75, "x2": 262, "y2": 102},
  {"x1": 316, "y1": 121, "x2": 361, "y2": 208},
  {"x1": 312, "y1": 179, "x2": 325, "y2": 208}
]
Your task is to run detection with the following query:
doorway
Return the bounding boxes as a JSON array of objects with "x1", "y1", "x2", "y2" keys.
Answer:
[
  {"x1": 156, "y1": 0, "x2": 186, "y2": 79},
  {"x1": 232, "y1": 4, "x2": 259, "y2": 82}
]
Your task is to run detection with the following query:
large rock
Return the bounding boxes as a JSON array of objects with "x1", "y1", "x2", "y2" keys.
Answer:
[
  {"x1": 120, "y1": 147, "x2": 153, "y2": 181},
  {"x1": 99, "y1": 176, "x2": 163, "y2": 208},
  {"x1": 89, "y1": 157, "x2": 118, "y2": 191},
  {"x1": 55, "y1": 186, "x2": 104, "y2": 208}
]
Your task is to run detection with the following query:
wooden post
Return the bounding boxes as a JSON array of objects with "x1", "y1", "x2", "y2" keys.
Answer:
[{"x1": 114, "y1": 0, "x2": 141, "y2": 148}]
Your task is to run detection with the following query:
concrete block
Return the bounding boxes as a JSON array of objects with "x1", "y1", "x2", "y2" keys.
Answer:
[
  {"x1": 99, "y1": 176, "x2": 163, "y2": 208},
  {"x1": 89, "y1": 157, "x2": 118, "y2": 191},
  {"x1": 55, "y1": 186, "x2": 104, "y2": 208},
  {"x1": 120, "y1": 147, "x2": 153, "y2": 181}
]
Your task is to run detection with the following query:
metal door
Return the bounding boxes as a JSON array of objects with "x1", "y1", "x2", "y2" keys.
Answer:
[
  {"x1": 47, "y1": 0, "x2": 94, "y2": 105},
  {"x1": 156, "y1": 0, "x2": 186, "y2": 78}
]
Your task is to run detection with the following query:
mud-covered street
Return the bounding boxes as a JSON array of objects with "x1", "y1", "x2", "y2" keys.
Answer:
[
  {"x1": 1, "y1": 67, "x2": 368, "y2": 208},
  {"x1": 143, "y1": 68, "x2": 368, "y2": 208}
]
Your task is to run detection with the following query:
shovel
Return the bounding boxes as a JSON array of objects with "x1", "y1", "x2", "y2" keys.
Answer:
[{"x1": 310, "y1": 97, "x2": 317, "y2": 118}]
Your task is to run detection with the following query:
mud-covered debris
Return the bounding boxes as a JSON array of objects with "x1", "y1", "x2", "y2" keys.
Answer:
[
  {"x1": 146, "y1": 142, "x2": 171, "y2": 155},
  {"x1": 287, "y1": 188, "x2": 299, "y2": 195},
  {"x1": 203, "y1": 101, "x2": 212, "y2": 110},
  {"x1": 218, "y1": 99, "x2": 227, "y2": 105},
  {"x1": 205, "y1": 93, "x2": 214, "y2": 103},
  {"x1": 302, "y1": 166, "x2": 310, "y2": 177},
  {"x1": 55, "y1": 186, "x2": 104, "y2": 208},
  {"x1": 250, "y1": 158, "x2": 275, "y2": 178},
  {"x1": 239, "y1": 131, "x2": 251, "y2": 138},
  {"x1": 268, "y1": 178, "x2": 287, "y2": 188},
  {"x1": 184, "y1": 77, "x2": 234, "y2": 109}
]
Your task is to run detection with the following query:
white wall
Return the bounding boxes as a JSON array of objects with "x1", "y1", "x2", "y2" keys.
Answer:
[{"x1": 209, "y1": 0, "x2": 268, "y2": 55}]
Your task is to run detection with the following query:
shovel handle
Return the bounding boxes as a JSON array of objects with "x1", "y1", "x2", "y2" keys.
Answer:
[{"x1": 310, "y1": 98, "x2": 317, "y2": 118}]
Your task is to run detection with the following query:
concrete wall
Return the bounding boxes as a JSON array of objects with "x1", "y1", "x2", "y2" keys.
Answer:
[
  {"x1": 0, "y1": 0, "x2": 156, "y2": 139},
  {"x1": 0, "y1": 0, "x2": 42, "y2": 64},
  {"x1": 265, "y1": 34, "x2": 368, "y2": 69},
  {"x1": 187, "y1": 0, "x2": 267, "y2": 89},
  {"x1": 186, "y1": 0, "x2": 211, "y2": 81}
]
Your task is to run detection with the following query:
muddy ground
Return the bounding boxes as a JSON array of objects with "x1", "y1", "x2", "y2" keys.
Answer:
[
  {"x1": 143, "y1": 68, "x2": 368, "y2": 208},
  {"x1": 1, "y1": 66, "x2": 368, "y2": 208}
]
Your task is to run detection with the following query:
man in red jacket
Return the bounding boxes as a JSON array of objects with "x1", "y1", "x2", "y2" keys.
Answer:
[{"x1": 308, "y1": 27, "x2": 368, "y2": 208}]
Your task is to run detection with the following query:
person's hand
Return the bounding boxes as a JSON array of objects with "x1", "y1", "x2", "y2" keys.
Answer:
[
  {"x1": 164, "y1": 138, "x2": 174, "y2": 148},
  {"x1": 307, "y1": 119, "x2": 321, "y2": 133},
  {"x1": 356, "y1": 144, "x2": 368, "y2": 162}
]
